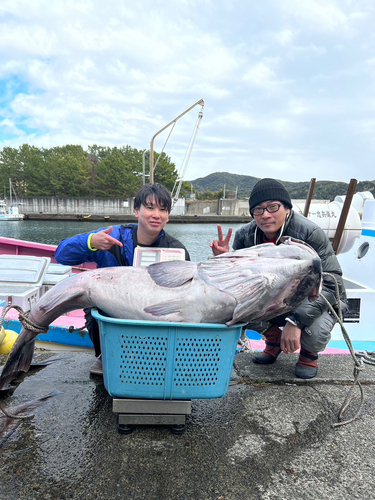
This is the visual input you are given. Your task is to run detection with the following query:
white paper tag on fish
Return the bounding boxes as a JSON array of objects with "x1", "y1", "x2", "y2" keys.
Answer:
[{"x1": 133, "y1": 247, "x2": 185, "y2": 267}]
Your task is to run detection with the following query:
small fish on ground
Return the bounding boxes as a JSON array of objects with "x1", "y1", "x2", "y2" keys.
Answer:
[{"x1": 0, "y1": 389, "x2": 62, "y2": 448}]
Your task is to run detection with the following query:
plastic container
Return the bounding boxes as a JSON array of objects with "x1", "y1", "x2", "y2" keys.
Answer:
[
  {"x1": 292, "y1": 201, "x2": 361, "y2": 254},
  {"x1": 46, "y1": 263, "x2": 72, "y2": 275},
  {"x1": 92, "y1": 309, "x2": 244, "y2": 400},
  {"x1": 0, "y1": 255, "x2": 50, "y2": 310},
  {"x1": 335, "y1": 191, "x2": 374, "y2": 217}
]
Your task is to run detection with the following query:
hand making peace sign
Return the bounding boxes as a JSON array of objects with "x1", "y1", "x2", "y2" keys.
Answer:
[{"x1": 210, "y1": 224, "x2": 232, "y2": 256}]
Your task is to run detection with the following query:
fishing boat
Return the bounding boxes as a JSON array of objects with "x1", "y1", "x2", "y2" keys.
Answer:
[
  {"x1": 0, "y1": 179, "x2": 25, "y2": 221},
  {"x1": 0, "y1": 199, "x2": 24, "y2": 221},
  {"x1": 333, "y1": 193, "x2": 375, "y2": 351}
]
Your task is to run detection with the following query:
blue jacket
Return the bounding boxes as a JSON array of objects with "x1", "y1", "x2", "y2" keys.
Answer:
[{"x1": 55, "y1": 224, "x2": 190, "y2": 268}]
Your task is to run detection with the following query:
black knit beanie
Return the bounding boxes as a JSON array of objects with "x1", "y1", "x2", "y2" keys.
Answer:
[{"x1": 249, "y1": 178, "x2": 292, "y2": 211}]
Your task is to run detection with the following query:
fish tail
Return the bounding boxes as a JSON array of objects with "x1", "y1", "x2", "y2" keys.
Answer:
[
  {"x1": 37, "y1": 389, "x2": 64, "y2": 400},
  {"x1": 0, "y1": 329, "x2": 35, "y2": 390}
]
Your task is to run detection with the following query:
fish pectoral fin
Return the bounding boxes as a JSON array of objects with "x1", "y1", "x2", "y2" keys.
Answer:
[
  {"x1": 147, "y1": 261, "x2": 196, "y2": 288},
  {"x1": 144, "y1": 300, "x2": 184, "y2": 317},
  {"x1": 39, "y1": 288, "x2": 84, "y2": 314}
]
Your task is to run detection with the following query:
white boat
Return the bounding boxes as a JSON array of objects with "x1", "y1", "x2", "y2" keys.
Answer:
[
  {"x1": 333, "y1": 193, "x2": 375, "y2": 351},
  {"x1": 245, "y1": 188, "x2": 375, "y2": 353},
  {"x1": 0, "y1": 179, "x2": 24, "y2": 221}
]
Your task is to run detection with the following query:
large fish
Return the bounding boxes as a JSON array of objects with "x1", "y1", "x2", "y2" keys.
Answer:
[{"x1": 0, "y1": 237, "x2": 322, "y2": 389}]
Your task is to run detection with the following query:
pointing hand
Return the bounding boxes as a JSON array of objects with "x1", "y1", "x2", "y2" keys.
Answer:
[{"x1": 90, "y1": 227, "x2": 123, "y2": 251}]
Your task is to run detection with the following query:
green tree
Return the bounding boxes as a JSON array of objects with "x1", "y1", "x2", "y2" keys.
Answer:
[
  {"x1": 0, "y1": 143, "x2": 181, "y2": 198},
  {"x1": 94, "y1": 147, "x2": 141, "y2": 197},
  {"x1": 151, "y1": 152, "x2": 179, "y2": 191},
  {"x1": 20, "y1": 145, "x2": 51, "y2": 196},
  {"x1": 0, "y1": 144, "x2": 48, "y2": 196},
  {"x1": 0, "y1": 147, "x2": 20, "y2": 196},
  {"x1": 46, "y1": 145, "x2": 92, "y2": 196},
  {"x1": 196, "y1": 190, "x2": 224, "y2": 200}
]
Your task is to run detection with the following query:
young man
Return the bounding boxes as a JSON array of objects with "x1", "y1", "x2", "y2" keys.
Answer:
[
  {"x1": 55, "y1": 183, "x2": 190, "y2": 375},
  {"x1": 210, "y1": 177, "x2": 347, "y2": 379}
]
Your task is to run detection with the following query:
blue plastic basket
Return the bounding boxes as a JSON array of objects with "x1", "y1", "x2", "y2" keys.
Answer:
[{"x1": 92, "y1": 309, "x2": 244, "y2": 400}]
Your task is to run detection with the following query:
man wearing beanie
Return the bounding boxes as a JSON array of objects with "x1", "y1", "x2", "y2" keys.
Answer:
[{"x1": 210, "y1": 177, "x2": 347, "y2": 379}]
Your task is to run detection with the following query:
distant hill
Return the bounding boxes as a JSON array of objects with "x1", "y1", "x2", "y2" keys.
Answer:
[{"x1": 188, "y1": 172, "x2": 375, "y2": 201}]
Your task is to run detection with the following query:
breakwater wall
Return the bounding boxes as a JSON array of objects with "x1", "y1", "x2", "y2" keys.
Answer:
[
  {"x1": 17, "y1": 196, "x2": 251, "y2": 218},
  {"x1": 18, "y1": 196, "x2": 135, "y2": 216}
]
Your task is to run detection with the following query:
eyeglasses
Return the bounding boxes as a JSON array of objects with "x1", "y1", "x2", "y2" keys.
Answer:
[{"x1": 251, "y1": 202, "x2": 282, "y2": 216}]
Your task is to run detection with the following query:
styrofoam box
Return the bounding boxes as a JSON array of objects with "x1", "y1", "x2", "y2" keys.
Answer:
[
  {"x1": 43, "y1": 273, "x2": 71, "y2": 285},
  {"x1": 0, "y1": 255, "x2": 51, "y2": 311},
  {"x1": 43, "y1": 263, "x2": 72, "y2": 286},
  {"x1": 0, "y1": 285, "x2": 41, "y2": 311},
  {"x1": 92, "y1": 308, "x2": 244, "y2": 400},
  {"x1": 46, "y1": 264, "x2": 72, "y2": 275}
]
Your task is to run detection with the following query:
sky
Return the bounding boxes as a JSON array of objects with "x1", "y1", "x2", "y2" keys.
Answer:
[{"x1": 0, "y1": 0, "x2": 374, "y2": 184}]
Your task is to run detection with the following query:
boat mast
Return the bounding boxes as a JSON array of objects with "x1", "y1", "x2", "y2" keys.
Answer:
[
  {"x1": 9, "y1": 179, "x2": 12, "y2": 205},
  {"x1": 149, "y1": 98, "x2": 204, "y2": 185}
]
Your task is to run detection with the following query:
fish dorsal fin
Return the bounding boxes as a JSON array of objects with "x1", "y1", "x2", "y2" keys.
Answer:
[{"x1": 147, "y1": 260, "x2": 197, "y2": 288}]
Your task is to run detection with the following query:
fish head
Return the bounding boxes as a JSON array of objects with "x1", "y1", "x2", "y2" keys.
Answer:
[
  {"x1": 284, "y1": 256, "x2": 323, "y2": 309},
  {"x1": 278, "y1": 237, "x2": 323, "y2": 303},
  {"x1": 218, "y1": 238, "x2": 323, "y2": 325}
]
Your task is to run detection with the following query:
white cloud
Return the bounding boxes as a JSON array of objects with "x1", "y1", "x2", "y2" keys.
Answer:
[
  {"x1": 0, "y1": 0, "x2": 374, "y2": 182},
  {"x1": 274, "y1": 29, "x2": 296, "y2": 46},
  {"x1": 0, "y1": 118, "x2": 25, "y2": 136},
  {"x1": 243, "y1": 62, "x2": 278, "y2": 88},
  {"x1": 275, "y1": 0, "x2": 349, "y2": 32}
]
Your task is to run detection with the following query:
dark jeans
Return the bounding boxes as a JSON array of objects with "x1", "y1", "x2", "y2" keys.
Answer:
[{"x1": 84, "y1": 308, "x2": 101, "y2": 357}]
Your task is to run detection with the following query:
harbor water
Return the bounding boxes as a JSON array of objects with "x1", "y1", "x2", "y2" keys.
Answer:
[{"x1": 0, "y1": 220, "x2": 245, "y2": 262}]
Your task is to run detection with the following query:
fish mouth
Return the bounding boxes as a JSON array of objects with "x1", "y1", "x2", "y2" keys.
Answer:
[
  {"x1": 287, "y1": 258, "x2": 322, "y2": 307},
  {"x1": 308, "y1": 263, "x2": 323, "y2": 301},
  {"x1": 279, "y1": 238, "x2": 323, "y2": 300}
]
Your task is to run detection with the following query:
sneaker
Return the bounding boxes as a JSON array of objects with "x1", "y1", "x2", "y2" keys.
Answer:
[{"x1": 90, "y1": 355, "x2": 103, "y2": 376}]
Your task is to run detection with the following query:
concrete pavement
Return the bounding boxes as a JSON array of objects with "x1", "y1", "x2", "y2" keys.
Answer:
[{"x1": 0, "y1": 349, "x2": 374, "y2": 500}]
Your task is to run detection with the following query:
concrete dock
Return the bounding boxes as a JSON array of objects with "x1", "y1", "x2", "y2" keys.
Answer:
[
  {"x1": 23, "y1": 213, "x2": 252, "y2": 224},
  {"x1": 0, "y1": 349, "x2": 374, "y2": 500}
]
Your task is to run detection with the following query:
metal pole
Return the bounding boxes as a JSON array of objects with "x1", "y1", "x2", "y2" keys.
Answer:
[
  {"x1": 150, "y1": 98, "x2": 204, "y2": 184},
  {"x1": 142, "y1": 150, "x2": 149, "y2": 185}
]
